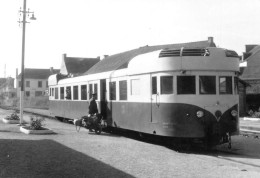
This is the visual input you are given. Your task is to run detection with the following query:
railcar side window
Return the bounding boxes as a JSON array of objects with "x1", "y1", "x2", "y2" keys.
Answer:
[
  {"x1": 73, "y1": 86, "x2": 78, "y2": 100},
  {"x1": 60, "y1": 87, "x2": 64, "y2": 100},
  {"x1": 65, "y1": 86, "x2": 71, "y2": 100},
  {"x1": 109, "y1": 82, "x2": 116, "y2": 100},
  {"x1": 152, "y1": 77, "x2": 157, "y2": 94},
  {"x1": 199, "y1": 76, "x2": 216, "y2": 94},
  {"x1": 119, "y1": 80, "x2": 127, "y2": 100},
  {"x1": 219, "y1": 77, "x2": 232, "y2": 94},
  {"x1": 177, "y1": 76, "x2": 196, "y2": 94},
  {"x1": 55, "y1": 87, "x2": 59, "y2": 99},
  {"x1": 131, "y1": 79, "x2": 140, "y2": 95},
  {"x1": 81, "y1": 85, "x2": 87, "y2": 100},
  {"x1": 89, "y1": 84, "x2": 93, "y2": 99},
  {"x1": 161, "y1": 76, "x2": 173, "y2": 94}
]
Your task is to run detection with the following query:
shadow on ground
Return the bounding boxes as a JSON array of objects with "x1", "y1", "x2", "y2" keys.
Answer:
[{"x1": 0, "y1": 139, "x2": 134, "y2": 178}]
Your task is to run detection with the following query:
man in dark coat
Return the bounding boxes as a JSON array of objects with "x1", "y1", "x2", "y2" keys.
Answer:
[{"x1": 89, "y1": 93, "x2": 98, "y2": 115}]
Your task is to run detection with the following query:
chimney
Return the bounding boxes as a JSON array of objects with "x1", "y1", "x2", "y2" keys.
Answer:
[
  {"x1": 50, "y1": 67, "x2": 54, "y2": 74},
  {"x1": 208, "y1": 37, "x2": 213, "y2": 44},
  {"x1": 100, "y1": 55, "x2": 109, "y2": 60}
]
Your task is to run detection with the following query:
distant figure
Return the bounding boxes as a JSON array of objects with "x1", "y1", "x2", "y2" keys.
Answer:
[{"x1": 89, "y1": 93, "x2": 98, "y2": 115}]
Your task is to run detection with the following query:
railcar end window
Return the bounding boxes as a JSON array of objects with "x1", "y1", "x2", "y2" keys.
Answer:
[
  {"x1": 152, "y1": 77, "x2": 157, "y2": 94},
  {"x1": 119, "y1": 80, "x2": 127, "y2": 100},
  {"x1": 219, "y1": 76, "x2": 232, "y2": 94},
  {"x1": 81, "y1": 85, "x2": 87, "y2": 100},
  {"x1": 52, "y1": 88, "x2": 54, "y2": 97},
  {"x1": 65, "y1": 86, "x2": 71, "y2": 100},
  {"x1": 60, "y1": 87, "x2": 64, "y2": 100},
  {"x1": 161, "y1": 76, "x2": 173, "y2": 94},
  {"x1": 177, "y1": 76, "x2": 196, "y2": 94},
  {"x1": 199, "y1": 76, "x2": 216, "y2": 94},
  {"x1": 109, "y1": 82, "x2": 116, "y2": 100},
  {"x1": 131, "y1": 79, "x2": 140, "y2": 95},
  {"x1": 73, "y1": 86, "x2": 79, "y2": 100}
]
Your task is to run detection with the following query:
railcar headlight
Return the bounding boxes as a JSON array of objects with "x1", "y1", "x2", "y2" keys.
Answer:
[
  {"x1": 196, "y1": 111, "x2": 204, "y2": 118},
  {"x1": 231, "y1": 110, "x2": 238, "y2": 117}
]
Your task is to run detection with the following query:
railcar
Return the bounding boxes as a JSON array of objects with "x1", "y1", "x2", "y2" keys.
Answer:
[{"x1": 48, "y1": 46, "x2": 240, "y2": 146}]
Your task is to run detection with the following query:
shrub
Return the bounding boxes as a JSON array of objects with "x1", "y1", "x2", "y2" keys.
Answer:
[
  {"x1": 29, "y1": 116, "x2": 45, "y2": 130},
  {"x1": 5, "y1": 111, "x2": 20, "y2": 120}
]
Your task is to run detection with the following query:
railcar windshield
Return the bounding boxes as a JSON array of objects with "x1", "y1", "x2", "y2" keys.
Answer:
[
  {"x1": 219, "y1": 76, "x2": 232, "y2": 94},
  {"x1": 177, "y1": 76, "x2": 196, "y2": 94},
  {"x1": 199, "y1": 76, "x2": 216, "y2": 94}
]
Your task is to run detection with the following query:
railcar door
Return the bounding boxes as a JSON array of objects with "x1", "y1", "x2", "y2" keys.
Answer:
[
  {"x1": 151, "y1": 74, "x2": 160, "y2": 123},
  {"x1": 100, "y1": 79, "x2": 107, "y2": 119},
  {"x1": 151, "y1": 73, "x2": 174, "y2": 123}
]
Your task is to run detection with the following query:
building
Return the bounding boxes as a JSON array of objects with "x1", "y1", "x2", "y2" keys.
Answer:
[
  {"x1": 59, "y1": 54, "x2": 100, "y2": 76},
  {"x1": 240, "y1": 44, "x2": 260, "y2": 112},
  {"x1": 16, "y1": 68, "x2": 59, "y2": 98}
]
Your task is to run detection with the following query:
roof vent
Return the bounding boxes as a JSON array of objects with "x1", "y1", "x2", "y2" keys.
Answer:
[{"x1": 159, "y1": 48, "x2": 210, "y2": 58}]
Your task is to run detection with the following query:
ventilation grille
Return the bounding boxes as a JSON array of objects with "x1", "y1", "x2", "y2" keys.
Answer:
[{"x1": 159, "y1": 48, "x2": 210, "y2": 58}]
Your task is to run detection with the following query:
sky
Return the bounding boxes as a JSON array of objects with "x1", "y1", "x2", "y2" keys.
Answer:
[{"x1": 0, "y1": 0, "x2": 260, "y2": 78}]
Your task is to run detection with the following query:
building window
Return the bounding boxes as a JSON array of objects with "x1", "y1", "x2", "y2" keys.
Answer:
[
  {"x1": 38, "y1": 81, "x2": 42, "y2": 88},
  {"x1": 219, "y1": 76, "x2": 232, "y2": 94},
  {"x1": 119, "y1": 80, "x2": 127, "y2": 100},
  {"x1": 26, "y1": 81, "x2": 30, "y2": 87},
  {"x1": 65, "y1": 86, "x2": 71, "y2": 100},
  {"x1": 199, "y1": 76, "x2": 216, "y2": 94},
  {"x1": 161, "y1": 76, "x2": 173, "y2": 94},
  {"x1": 25, "y1": 91, "x2": 30, "y2": 97},
  {"x1": 109, "y1": 82, "x2": 116, "y2": 100},
  {"x1": 131, "y1": 79, "x2": 140, "y2": 95},
  {"x1": 152, "y1": 77, "x2": 157, "y2": 95},
  {"x1": 73, "y1": 86, "x2": 78, "y2": 100},
  {"x1": 35, "y1": 91, "x2": 42, "y2": 97},
  {"x1": 55, "y1": 87, "x2": 59, "y2": 99},
  {"x1": 177, "y1": 76, "x2": 196, "y2": 94},
  {"x1": 60, "y1": 87, "x2": 64, "y2": 100},
  {"x1": 81, "y1": 85, "x2": 87, "y2": 100}
]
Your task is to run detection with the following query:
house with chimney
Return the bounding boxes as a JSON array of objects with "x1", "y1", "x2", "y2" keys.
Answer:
[
  {"x1": 240, "y1": 44, "x2": 260, "y2": 112},
  {"x1": 16, "y1": 68, "x2": 59, "y2": 98},
  {"x1": 59, "y1": 53, "x2": 100, "y2": 77}
]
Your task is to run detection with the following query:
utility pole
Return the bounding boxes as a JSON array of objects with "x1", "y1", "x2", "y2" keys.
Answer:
[{"x1": 18, "y1": 0, "x2": 36, "y2": 125}]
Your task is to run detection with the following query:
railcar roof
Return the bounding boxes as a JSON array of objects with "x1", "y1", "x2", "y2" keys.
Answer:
[{"x1": 84, "y1": 40, "x2": 215, "y2": 75}]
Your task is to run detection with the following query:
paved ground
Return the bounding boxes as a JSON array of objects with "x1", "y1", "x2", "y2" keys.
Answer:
[{"x1": 1, "y1": 108, "x2": 260, "y2": 178}]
